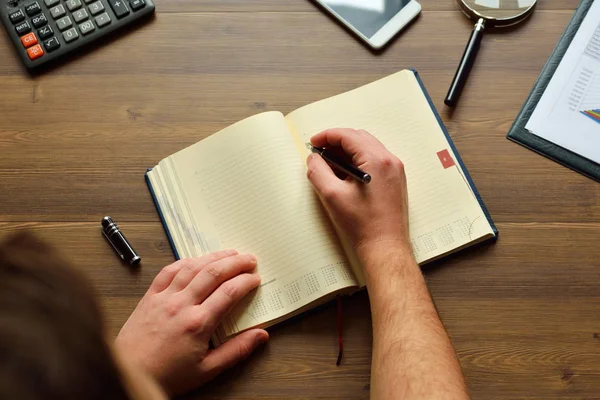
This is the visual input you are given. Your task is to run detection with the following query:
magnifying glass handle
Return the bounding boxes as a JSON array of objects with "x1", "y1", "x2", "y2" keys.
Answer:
[{"x1": 445, "y1": 18, "x2": 486, "y2": 107}]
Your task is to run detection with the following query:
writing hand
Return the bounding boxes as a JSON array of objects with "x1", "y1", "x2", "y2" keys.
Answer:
[{"x1": 306, "y1": 128, "x2": 411, "y2": 269}]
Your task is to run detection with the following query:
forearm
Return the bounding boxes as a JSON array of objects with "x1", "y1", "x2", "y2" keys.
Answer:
[{"x1": 360, "y1": 244, "x2": 470, "y2": 400}]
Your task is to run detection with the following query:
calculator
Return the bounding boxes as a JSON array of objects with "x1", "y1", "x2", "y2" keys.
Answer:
[{"x1": 0, "y1": 0, "x2": 154, "y2": 70}]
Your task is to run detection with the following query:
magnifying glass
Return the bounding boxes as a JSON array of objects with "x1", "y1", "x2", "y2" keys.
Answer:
[{"x1": 445, "y1": 0, "x2": 537, "y2": 107}]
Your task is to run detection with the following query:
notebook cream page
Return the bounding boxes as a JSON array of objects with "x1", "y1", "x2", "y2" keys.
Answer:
[
  {"x1": 285, "y1": 70, "x2": 495, "y2": 264},
  {"x1": 150, "y1": 112, "x2": 359, "y2": 340}
]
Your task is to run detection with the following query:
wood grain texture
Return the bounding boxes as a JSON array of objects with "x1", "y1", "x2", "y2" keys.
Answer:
[
  {"x1": 150, "y1": 0, "x2": 580, "y2": 13},
  {"x1": 0, "y1": 1, "x2": 599, "y2": 399}
]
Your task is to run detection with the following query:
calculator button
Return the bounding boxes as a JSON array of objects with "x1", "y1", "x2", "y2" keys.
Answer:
[
  {"x1": 88, "y1": 0, "x2": 104, "y2": 15},
  {"x1": 43, "y1": 0, "x2": 59, "y2": 6},
  {"x1": 24, "y1": 2, "x2": 42, "y2": 16},
  {"x1": 129, "y1": 0, "x2": 144, "y2": 11},
  {"x1": 78, "y1": 20, "x2": 95, "y2": 35},
  {"x1": 94, "y1": 12, "x2": 111, "y2": 27},
  {"x1": 78, "y1": 19, "x2": 95, "y2": 35},
  {"x1": 26, "y1": 44, "x2": 44, "y2": 60},
  {"x1": 50, "y1": 4, "x2": 66, "y2": 18},
  {"x1": 43, "y1": 36, "x2": 60, "y2": 52},
  {"x1": 62, "y1": 27, "x2": 79, "y2": 42},
  {"x1": 15, "y1": 21, "x2": 31, "y2": 36},
  {"x1": 9, "y1": 9, "x2": 25, "y2": 24},
  {"x1": 37, "y1": 25, "x2": 53, "y2": 39},
  {"x1": 83, "y1": 0, "x2": 95, "y2": 3},
  {"x1": 72, "y1": 8, "x2": 88, "y2": 22},
  {"x1": 65, "y1": 0, "x2": 82, "y2": 11},
  {"x1": 56, "y1": 16, "x2": 72, "y2": 31},
  {"x1": 31, "y1": 13, "x2": 48, "y2": 28},
  {"x1": 20, "y1": 32, "x2": 38, "y2": 47},
  {"x1": 108, "y1": 0, "x2": 129, "y2": 18}
]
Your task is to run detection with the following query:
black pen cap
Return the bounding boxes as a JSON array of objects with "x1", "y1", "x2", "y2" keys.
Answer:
[{"x1": 101, "y1": 216, "x2": 141, "y2": 266}]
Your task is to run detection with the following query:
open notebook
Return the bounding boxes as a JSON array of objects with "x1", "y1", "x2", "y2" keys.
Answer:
[{"x1": 146, "y1": 70, "x2": 497, "y2": 345}]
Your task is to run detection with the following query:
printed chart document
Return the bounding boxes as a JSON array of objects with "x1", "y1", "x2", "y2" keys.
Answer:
[{"x1": 527, "y1": 0, "x2": 600, "y2": 164}]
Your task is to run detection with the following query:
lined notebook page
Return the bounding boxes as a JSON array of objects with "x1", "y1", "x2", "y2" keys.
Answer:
[
  {"x1": 165, "y1": 112, "x2": 358, "y2": 339},
  {"x1": 285, "y1": 70, "x2": 494, "y2": 264}
]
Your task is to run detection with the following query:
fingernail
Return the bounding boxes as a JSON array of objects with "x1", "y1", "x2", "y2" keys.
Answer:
[
  {"x1": 247, "y1": 254, "x2": 257, "y2": 264},
  {"x1": 256, "y1": 331, "x2": 269, "y2": 346}
]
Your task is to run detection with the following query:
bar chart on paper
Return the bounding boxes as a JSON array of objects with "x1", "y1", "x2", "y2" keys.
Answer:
[
  {"x1": 571, "y1": 67, "x2": 600, "y2": 124},
  {"x1": 526, "y1": 0, "x2": 600, "y2": 165},
  {"x1": 581, "y1": 108, "x2": 600, "y2": 124},
  {"x1": 545, "y1": 20, "x2": 600, "y2": 127}
]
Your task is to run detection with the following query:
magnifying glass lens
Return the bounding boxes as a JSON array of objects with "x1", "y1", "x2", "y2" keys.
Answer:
[
  {"x1": 445, "y1": 0, "x2": 537, "y2": 107},
  {"x1": 461, "y1": 0, "x2": 536, "y2": 22}
]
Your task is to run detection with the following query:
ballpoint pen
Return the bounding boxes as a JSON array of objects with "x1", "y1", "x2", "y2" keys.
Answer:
[{"x1": 306, "y1": 143, "x2": 372, "y2": 184}]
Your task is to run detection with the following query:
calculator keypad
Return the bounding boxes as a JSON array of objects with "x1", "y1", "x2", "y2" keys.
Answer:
[{"x1": 3, "y1": 0, "x2": 153, "y2": 67}]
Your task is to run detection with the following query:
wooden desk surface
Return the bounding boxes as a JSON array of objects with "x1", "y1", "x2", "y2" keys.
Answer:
[{"x1": 1, "y1": 1, "x2": 600, "y2": 399}]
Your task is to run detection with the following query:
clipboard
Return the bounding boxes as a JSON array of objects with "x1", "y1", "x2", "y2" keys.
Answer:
[{"x1": 507, "y1": 0, "x2": 600, "y2": 182}]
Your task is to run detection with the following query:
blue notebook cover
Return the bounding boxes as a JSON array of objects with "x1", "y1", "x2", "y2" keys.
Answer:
[
  {"x1": 145, "y1": 70, "x2": 498, "y2": 261},
  {"x1": 145, "y1": 170, "x2": 181, "y2": 260}
]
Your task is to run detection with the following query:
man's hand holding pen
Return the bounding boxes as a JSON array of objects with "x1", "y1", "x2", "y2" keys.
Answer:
[{"x1": 306, "y1": 128, "x2": 412, "y2": 277}]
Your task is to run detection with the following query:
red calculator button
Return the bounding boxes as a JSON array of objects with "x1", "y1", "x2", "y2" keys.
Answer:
[
  {"x1": 27, "y1": 44, "x2": 44, "y2": 60},
  {"x1": 21, "y1": 32, "x2": 38, "y2": 48}
]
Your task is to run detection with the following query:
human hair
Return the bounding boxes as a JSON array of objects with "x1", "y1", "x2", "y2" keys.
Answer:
[{"x1": 0, "y1": 231, "x2": 132, "y2": 400}]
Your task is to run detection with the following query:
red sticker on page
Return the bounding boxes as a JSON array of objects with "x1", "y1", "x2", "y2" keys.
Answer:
[{"x1": 437, "y1": 149, "x2": 455, "y2": 169}]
